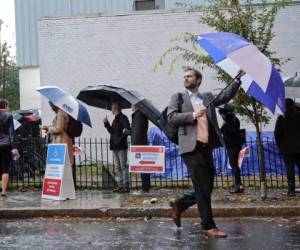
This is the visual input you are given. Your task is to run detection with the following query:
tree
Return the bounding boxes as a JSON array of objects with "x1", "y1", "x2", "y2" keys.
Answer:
[
  {"x1": 0, "y1": 41, "x2": 20, "y2": 110},
  {"x1": 155, "y1": 0, "x2": 291, "y2": 199}
]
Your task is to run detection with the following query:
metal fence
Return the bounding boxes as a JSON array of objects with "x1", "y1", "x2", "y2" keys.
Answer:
[{"x1": 8, "y1": 136, "x2": 300, "y2": 190}]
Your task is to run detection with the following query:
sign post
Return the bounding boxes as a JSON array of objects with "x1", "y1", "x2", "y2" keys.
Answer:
[
  {"x1": 129, "y1": 146, "x2": 165, "y2": 173},
  {"x1": 42, "y1": 144, "x2": 76, "y2": 200}
]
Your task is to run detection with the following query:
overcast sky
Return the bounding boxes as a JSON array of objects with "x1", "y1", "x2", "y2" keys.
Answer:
[{"x1": 0, "y1": 0, "x2": 16, "y2": 54}]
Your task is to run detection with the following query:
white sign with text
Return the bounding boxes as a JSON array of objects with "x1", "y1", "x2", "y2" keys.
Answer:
[{"x1": 129, "y1": 146, "x2": 165, "y2": 173}]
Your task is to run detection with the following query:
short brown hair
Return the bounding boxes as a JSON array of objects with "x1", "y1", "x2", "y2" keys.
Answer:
[
  {"x1": 184, "y1": 67, "x2": 202, "y2": 81},
  {"x1": 0, "y1": 99, "x2": 8, "y2": 109}
]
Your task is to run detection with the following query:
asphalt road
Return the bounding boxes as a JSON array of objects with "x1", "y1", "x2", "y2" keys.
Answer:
[{"x1": 0, "y1": 218, "x2": 300, "y2": 250}]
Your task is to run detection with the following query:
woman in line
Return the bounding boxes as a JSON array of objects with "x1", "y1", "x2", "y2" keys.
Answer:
[{"x1": 43, "y1": 102, "x2": 73, "y2": 164}]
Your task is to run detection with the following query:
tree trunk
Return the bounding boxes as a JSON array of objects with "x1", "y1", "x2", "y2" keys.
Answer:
[
  {"x1": 255, "y1": 125, "x2": 267, "y2": 200},
  {"x1": 252, "y1": 101, "x2": 267, "y2": 200}
]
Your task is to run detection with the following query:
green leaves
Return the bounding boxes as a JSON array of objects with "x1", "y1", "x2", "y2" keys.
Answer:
[
  {"x1": 154, "y1": 0, "x2": 291, "y2": 130},
  {"x1": 0, "y1": 42, "x2": 20, "y2": 110}
]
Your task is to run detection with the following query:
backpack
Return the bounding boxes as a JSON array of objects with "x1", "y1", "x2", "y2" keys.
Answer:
[
  {"x1": 158, "y1": 93, "x2": 183, "y2": 144},
  {"x1": 0, "y1": 113, "x2": 12, "y2": 135},
  {"x1": 66, "y1": 115, "x2": 83, "y2": 138}
]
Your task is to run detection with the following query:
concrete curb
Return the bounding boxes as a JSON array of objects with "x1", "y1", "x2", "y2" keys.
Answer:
[{"x1": 1, "y1": 206, "x2": 300, "y2": 219}]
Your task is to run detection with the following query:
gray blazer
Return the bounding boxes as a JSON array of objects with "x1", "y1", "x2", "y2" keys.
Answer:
[{"x1": 167, "y1": 81, "x2": 241, "y2": 155}]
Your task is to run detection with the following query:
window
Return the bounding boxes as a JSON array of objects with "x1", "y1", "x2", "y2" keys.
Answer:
[{"x1": 135, "y1": 0, "x2": 156, "y2": 11}]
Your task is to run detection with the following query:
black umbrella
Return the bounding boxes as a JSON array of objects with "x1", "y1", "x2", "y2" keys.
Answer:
[
  {"x1": 78, "y1": 85, "x2": 161, "y2": 126},
  {"x1": 135, "y1": 99, "x2": 161, "y2": 127},
  {"x1": 77, "y1": 85, "x2": 141, "y2": 110},
  {"x1": 13, "y1": 109, "x2": 40, "y2": 119},
  {"x1": 13, "y1": 109, "x2": 41, "y2": 122},
  {"x1": 12, "y1": 109, "x2": 41, "y2": 133}
]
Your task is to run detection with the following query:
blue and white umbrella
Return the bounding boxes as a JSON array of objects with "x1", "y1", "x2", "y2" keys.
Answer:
[
  {"x1": 196, "y1": 32, "x2": 285, "y2": 114},
  {"x1": 37, "y1": 86, "x2": 92, "y2": 127}
]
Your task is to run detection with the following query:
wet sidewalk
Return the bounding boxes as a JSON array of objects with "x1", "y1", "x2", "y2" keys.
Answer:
[{"x1": 1, "y1": 189, "x2": 300, "y2": 219}]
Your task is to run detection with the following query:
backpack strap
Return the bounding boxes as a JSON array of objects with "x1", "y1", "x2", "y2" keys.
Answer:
[{"x1": 177, "y1": 93, "x2": 184, "y2": 113}]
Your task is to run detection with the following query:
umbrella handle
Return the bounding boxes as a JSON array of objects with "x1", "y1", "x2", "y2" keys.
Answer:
[{"x1": 206, "y1": 72, "x2": 243, "y2": 108}]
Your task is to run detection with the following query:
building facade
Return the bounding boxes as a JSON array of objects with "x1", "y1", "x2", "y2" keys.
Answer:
[
  {"x1": 15, "y1": 0, "x2": 201, "y2": 101},
  {"x1": 15, "y1": 0, "x2": 300, "y2": 139}
]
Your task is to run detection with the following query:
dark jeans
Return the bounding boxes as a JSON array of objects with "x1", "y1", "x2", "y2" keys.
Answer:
[
  {"x1": 176, "y1": 142, "x2": 216, "y2": 230},
  {"x1": 141, "y1": 173, "x2": 151, "y2": 192},
  {"x1": 283, "y1": 154, "x2": 300, "y2": 192},
  {"x1": 228, "y1": 148, "x2": 241, "y2": 186}
]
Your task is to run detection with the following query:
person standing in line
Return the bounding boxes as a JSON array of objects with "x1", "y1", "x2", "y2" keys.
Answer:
[
  {"x1": 219, "y1": 106, "x2": 244, "y2": 194},
  {"x1": 42, "y1": 102, "x2": 74, "y2": 165},
  {"x1": 103, "y1": 102, "x2": 130, "y2": 193},
  {"x1": 131, "y1": 105, "x2": 150, "y2": 192},
  {"x1": 275, "y1": 98, "x2": 300, "y2": 197},
  {"x1": 167, "y1": 67, "x2": 243, "y2": 238},
  {"x1": 0, "y1": 99, "x2": 18, "y2": 197}
]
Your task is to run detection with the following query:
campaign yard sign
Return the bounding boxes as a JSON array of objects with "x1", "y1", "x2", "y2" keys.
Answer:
[
  {"x1": 129, "y1": 146, "x2": 165, "y2": 173},
  {"x1": 42, "y1": 144, "x2": 75, "y2": 200}
]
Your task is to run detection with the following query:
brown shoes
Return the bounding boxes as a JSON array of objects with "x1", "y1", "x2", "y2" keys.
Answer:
[
  {"x1": 169, "y1": 199, "x2": 227, "y2": 238},
  {"x1": 203, "y1": 228, "x2": 227, "y2": 238},
  {"x1": 169, "y1": 200, "x2": 181, "y2": 227}
]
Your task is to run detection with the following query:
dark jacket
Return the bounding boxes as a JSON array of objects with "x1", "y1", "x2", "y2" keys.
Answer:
[
  {"x1": 167, "y1": 80, "x2": 241, "y2": 155},
  {"x1": 131, "y1": 110, "x2": 149, "y2": 145},
  {"x1": 274, "y1": 110, "x2": 300, "y2": 155},
  {"x1": 0, "y1": 111, "x2": 15, "y2": 147},
  {"x1": 220, "y1": 114, "x2": 242, "y2": 150},
  {"x1": 104, "y1": 112, "x2": 130, "y2": 150}
]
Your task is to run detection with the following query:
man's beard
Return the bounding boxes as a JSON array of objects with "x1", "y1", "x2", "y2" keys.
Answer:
[{"x1": 185, "y1": 81, "x2": 198, "y2": 90}]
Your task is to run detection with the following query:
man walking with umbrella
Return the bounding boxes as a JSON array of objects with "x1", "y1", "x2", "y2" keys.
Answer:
[
  {"x1": 167, "y1": 67, "x2": 243, "y2": 238},
  {"x1": 103, "y1": 102, "x2": 131, "y2": 193}
]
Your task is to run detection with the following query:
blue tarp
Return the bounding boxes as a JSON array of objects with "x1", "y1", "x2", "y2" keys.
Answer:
[{"x1": 147, "y1": 127, "x2": 293, "y2": 179}]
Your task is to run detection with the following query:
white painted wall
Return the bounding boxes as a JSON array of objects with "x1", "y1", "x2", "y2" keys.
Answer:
[{"x1": 19, "y1": 67, "x2": 41, "y2": 110}]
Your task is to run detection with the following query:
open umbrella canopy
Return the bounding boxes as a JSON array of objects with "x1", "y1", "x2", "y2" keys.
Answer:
[
  {"x1": 77, "y1": 85, "x2": 143, "y2": 110},
  {"x1": 78, "y1": 85, "x2": 162, "y2": 126},
  {"x1": 196, "y1": 32, "x2": 285, "y2": 114},
  {"x1": 13, "y1": 109, "x2": 41, "y2": 121},
  {"x1": 36, "y1": 86, "x2": 92, "y2": 127}
]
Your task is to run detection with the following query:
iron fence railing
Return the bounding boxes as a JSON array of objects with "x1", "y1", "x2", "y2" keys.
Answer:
[{"x1": 8, "y1": 136, "x2": 299, "y2": 190}]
